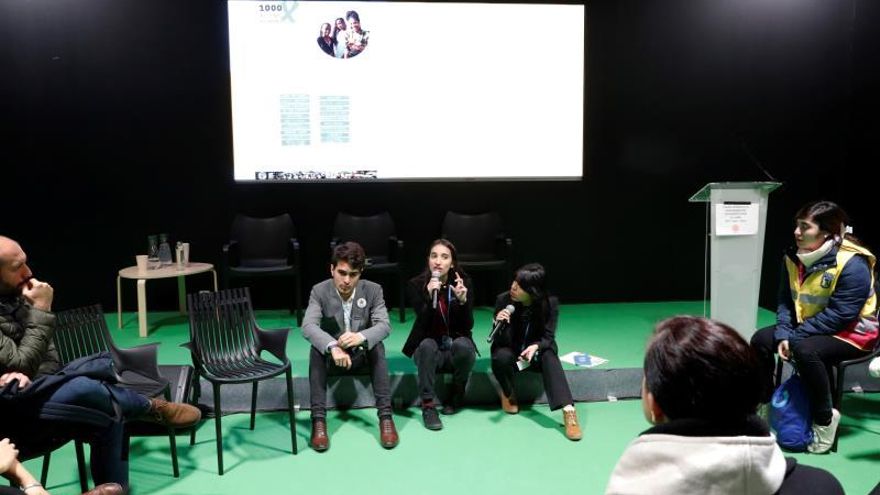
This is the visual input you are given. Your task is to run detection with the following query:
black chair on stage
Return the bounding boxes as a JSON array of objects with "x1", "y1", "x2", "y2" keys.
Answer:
[
  {"x1": 331, "y1": 211, "x2": 406, "y2": 322},
  {"x1": 185, "y1": 287, "x2": 297, "y2": 475},
  {"x1": 222, "y1": 213, "x2": 303, "y2": 326},
  {"x1": 53, "y1": 304, "x2": 193, "y2": 479},
  {"x1": 441, "y1": 211, "x2": 513, "y2": 303}
]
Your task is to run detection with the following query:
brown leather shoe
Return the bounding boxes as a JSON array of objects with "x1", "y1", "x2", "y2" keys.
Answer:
[
  {"x1": 145, "y1": 398, "x2": 201, "y2": 428},
  {"x1": 379, "y1": 416, "x2": 399, "y2": 449},
  {"x1": 311, "y1": 418, "x2": 329, "y2": 452},
  {"x1": 82, "y1": 483, "x2": 124, "y2": 495},
  {"x1": 500, "y1": 391, "x2": 519, "y2": 414},
  {"x1": 563, "y1": 409, "x2": 582, "y2": 441}
]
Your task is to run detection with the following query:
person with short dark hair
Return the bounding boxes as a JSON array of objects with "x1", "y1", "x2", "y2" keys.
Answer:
[
  {"x1": 302, "y1": 241, "x2": 398, "y2": 451},
  {"x1": 751, "y1": 200, "x2": 877, "y2": 454},
  {"x1": 606, "y1": 316, "x2": 844, "y2": 494},
  {"x1": 403, "y1": 240, "x2": 476, "y2": 430},
  {"x1": 490, "y1": 263, "x2": 582, "y2": 441}
]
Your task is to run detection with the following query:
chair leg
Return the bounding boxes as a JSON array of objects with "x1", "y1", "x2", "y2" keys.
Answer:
[
  {"x1": 250, "y1": 382, "x2": 259, "y2": 430},
  {"x1": 398, "y1": 274, "x2": 406, "y2": 323},
  {"x1": 285, "y1": 367, "x2": 297, "y2": 454},
  {"x1": 191, "y1": 371, "x2": 201, "y2": 446},
  {"x1": 832, "y1": 365, "x2": 844, "y2": 453},
  {"x1": 75, "y1": 440, "x2": 88, "y2": 493},
  {"x1": 167, "y1": 427, "x2": 180, "y2": 477},
  {"x1": 40, "y1": 452, "x2": 51, "y2": 486},
  {"x1": 213, "y1": 383, "x2": 224, "y2": 475},
  {"x1": 295, "y1": 275, "x2": 303, "y2": 327}
]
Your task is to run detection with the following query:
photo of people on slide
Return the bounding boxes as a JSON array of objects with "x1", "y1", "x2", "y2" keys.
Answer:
[{"x1": 317, "y1": 9, "x2": 368, "y2": 59}]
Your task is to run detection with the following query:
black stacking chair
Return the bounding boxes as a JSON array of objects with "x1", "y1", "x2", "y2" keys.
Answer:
[
  {"x1": 185, "y1": 287, "x2": 297, "y2": 475},
  {"x1": 331, "y1": 211, "x2": 406, "y2": 322},
  {"x1": 441, "y1": 211, "x2": 513, "y2": 304},
  {"x1": 222, "y1": 213, "x2": 303, "y2": 326},
  {"x1": 54, "y1": 304, "x2": 192, "y2": 478}
]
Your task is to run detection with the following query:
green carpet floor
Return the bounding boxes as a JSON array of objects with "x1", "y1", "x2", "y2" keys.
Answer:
[{"x1": 24, "y1": 302, "x2": 878, "y2": 494}]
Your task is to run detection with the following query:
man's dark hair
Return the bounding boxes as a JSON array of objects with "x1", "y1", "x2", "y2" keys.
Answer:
[
  {"x1": 331, "y1": 241, "x2": 366, "y2": 271},
  {"x1": 644, "y1": 316, "x2": 763, "y2": 421}
]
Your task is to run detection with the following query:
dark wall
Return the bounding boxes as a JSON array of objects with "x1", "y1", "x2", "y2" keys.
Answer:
[{"x1": 2, "y1": 0, "x2": 878, "y2": 313}]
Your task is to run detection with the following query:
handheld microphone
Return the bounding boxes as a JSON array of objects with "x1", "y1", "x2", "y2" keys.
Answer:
[
  {"x1": 431, "y1": 271, "x2": 441, "y2": 309},
  {"x1": 487, "y1": 305, "x2": 515, "y2": 343}
]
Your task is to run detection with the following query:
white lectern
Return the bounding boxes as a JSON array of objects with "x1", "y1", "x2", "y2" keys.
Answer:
[{"x1": 689, "y1": 181, "x2": 781, "y2": 338}]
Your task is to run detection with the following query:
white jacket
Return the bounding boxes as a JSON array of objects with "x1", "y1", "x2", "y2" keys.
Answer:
[{"x1": 606, "y1": 421, "x2": 786, "y2": 495}]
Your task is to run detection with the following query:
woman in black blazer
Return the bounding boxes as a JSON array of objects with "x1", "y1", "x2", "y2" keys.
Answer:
[
  {"x1": 491, "y1": 263, "x2": 582, "y2": 441},
  {"x1": 402, "y1": 239, "x2": 476, "y2": 431}
]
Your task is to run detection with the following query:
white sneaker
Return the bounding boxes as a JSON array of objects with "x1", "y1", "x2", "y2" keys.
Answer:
[{"x1": 807, "y1": 408, "x2": 840, "y2": 454}]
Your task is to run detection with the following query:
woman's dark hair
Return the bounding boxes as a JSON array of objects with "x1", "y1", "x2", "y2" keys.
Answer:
[
  {"x1": 644, "y1": 316, "x2": 763, "y2": 421},
  {"x1": 331, "y1": 241, "x2": 366, "y2": 271},
  {"x1": 418, "y1": 239, "x2": 467, "y2": 280},
  {"x1": 515, "y1": 263, "x2": 547, "y2": 303},
  {"x1": 345, "y1": 10, "x2": 360, "y2": 23},
  {"x1": 795, "y1": 200, "x2": 865, "y2": 248},
  {"x1": 513, "y1": 263, "x2": 551, "y2": 321}
]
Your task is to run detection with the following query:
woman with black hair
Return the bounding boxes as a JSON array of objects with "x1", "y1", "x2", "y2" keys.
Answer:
[
  {"x1": 606, "y1": 316, "x2": 843, "y2": 494},
  {"x1": 402, "y1": 239, "x2": 476, "y2": 431},
  {"x1": 751, "y1": 200, "x2": 877, "y2": 454},
  {"x1": 490, "y1": 263, "x2": 581, "y2": 441}
]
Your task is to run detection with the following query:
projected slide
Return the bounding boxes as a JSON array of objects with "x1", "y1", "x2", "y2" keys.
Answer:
[{"x1": 228, "y1": 1, "x2": 585, "y2": 182}]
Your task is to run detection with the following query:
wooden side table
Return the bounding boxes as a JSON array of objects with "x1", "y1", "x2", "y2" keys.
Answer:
[{"x1": 117, "y1": 262, "x2": 218, "y2": 337}]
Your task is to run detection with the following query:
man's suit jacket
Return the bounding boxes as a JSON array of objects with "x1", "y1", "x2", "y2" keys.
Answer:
[{"x1": 301, "y1": 279, "x2": 391, "y2": 355}]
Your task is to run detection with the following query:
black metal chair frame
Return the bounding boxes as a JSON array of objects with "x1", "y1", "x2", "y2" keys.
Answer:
[
  {"x1": 441, "y1": 211, "x2": 513, "y2": 303},
  {"x1": 222, "y1": 213, "x2": 304, "y2": 326},
  {"x1": 53, "y1": 304, "x2": 188, "y2": 479},
  {"x1": 185, "y1": 287, "x2": 297, "y2": 475},
  {"x1": 330, "y1": 211, "x2": 406, "y2": 322}
]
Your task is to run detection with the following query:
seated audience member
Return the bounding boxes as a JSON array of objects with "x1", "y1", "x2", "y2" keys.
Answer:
[
  {"x1": 0, "y1": 437, "x2": 122, "y2": 495},
  {"x1": 606, "y1": 316, "x2": 845, "y2": 495},
  {"x1": 490, "y1": 263, "x2": 582, "y2": 441},
  {"x1": 403, "y1": 239, "x2": 476, "y2": 430},
  {"x1": 0, "y1": 236, "x2": 201, "y2": 491},
  {"x1": 750, "y1": 200, "x2": 876, "y2": 454},
  {"x1": 302, "y1": 242, "x2": 398, "y2": 451}
]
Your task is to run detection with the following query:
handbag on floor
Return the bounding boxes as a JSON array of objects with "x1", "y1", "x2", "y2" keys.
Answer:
[{"x1": 769, "y1": 372, "x2": 813, "y2": 451}]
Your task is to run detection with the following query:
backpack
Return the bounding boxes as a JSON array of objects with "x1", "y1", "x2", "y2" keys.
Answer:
[{"x1": 769, "y1": 373, "x2": 813, "y2": 451}]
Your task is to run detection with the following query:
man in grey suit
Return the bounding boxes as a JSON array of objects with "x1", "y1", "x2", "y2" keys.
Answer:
[{"x1": 302, "y1": 241, "x2": 398, "y2": 451}]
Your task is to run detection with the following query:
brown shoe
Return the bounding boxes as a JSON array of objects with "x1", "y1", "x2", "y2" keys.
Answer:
[
  {"x1": 379, "y1": 416, "x2": 399, "y2": 449},
  {"x1": 563, "y1": 409, "x2": 582, "y2": 441},
  {"x1": 500, "y1": 391, "x2": 519, "y2": 414},
  {"x1": 311, "y1": 418, "x2": 329, "y2": 452},
  {"x1": 82, "y1": 483, "x2": 124, "y2": 495},
  {"x1": 145, "y1": 398, "x2": 201, "y2": 428}
]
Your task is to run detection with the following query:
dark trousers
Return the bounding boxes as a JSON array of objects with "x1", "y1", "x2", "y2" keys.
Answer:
[
  {"x1": 41, "y1": 375, "x2": 151, "y2": 489},
  {"x1": 308, "y1": 342, "x2": 393, "y2": 419},
  {"x1": 412, "y1": 337, "x2": 476, "y2": 403},
  {"x1": 751, "y1": 325, "x2": 868, "y2": 425},
  {"x1": 491, "y1": 347, "x2": 573, "y2": 411}
]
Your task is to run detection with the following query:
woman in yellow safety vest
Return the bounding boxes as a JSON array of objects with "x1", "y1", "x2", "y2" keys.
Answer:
[{"x1": 751, "y1": 200, "x2": 877, "y2": 454}]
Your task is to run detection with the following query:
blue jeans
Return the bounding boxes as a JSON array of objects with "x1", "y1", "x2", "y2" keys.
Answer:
[{"x1": 44, "y1": 376, "x2": 151, "y2": 489}]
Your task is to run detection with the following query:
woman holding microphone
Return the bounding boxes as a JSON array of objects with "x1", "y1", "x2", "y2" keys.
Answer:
[
  {"x1": 403, "y1": 240, "x2": 476, "y2": 431},
  {"x1": 491, "y1": 263, "x2": 582, "y2": 441}
]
